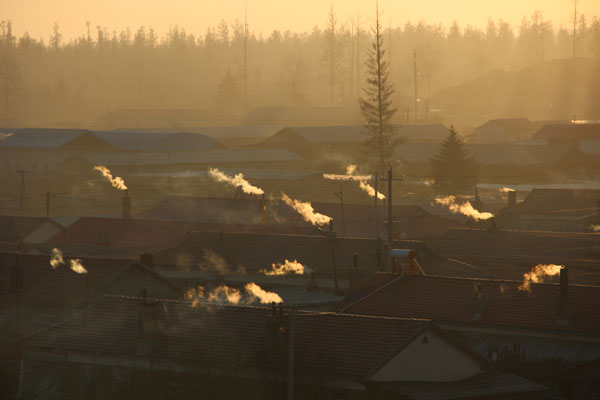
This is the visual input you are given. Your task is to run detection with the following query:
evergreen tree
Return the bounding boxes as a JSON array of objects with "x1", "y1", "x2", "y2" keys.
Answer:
[
  {"x1": 430, "y1": 126, "x2": 479, "y2": 194},
  {"x1": 359, "y1": 3, "x2": 399, "y2": 174},
  {"x1": 214, "y1": 68, "x2": 240, "y2": 114}
]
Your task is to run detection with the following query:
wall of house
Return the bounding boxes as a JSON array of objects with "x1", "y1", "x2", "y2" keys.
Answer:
[{"x1": 370, "y1": 329, "x2": 482, "y2": 382}]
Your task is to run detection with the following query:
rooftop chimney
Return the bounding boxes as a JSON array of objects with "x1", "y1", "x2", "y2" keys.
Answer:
[
  {"x1": 556, "y1": 267, "x2": 573, "y2": 328},
  {"x1": 507, "y1": 190, "x2": 517, "y2": 210},
  {"x1": 140, "y1": 253, "x2": 153, "y2": 268},
  {"x1": 136, "y1": 289, "x2": 160, "y2": 354},
  {"x1": 348, "y1": 253, "x2": 363, "y2": 299},
  {"x1": 122, "y1": 190, "x2": 131, "y2": 219},
  {"x1": 324, "y1": 219, "x2": 336, "y2": 240}
]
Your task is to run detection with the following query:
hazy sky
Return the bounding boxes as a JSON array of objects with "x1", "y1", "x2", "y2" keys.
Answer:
[{"x1": 2, "y1": 0, "x2": 599, "y2": 42}]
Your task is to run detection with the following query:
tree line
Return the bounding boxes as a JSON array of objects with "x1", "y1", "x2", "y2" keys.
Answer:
[{"x1": 0, "y1": 10, "x2": 599, "y2": 123}]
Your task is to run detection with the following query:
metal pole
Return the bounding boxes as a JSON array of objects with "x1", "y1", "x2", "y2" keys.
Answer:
[
  {"x1": 46, "y1": 190, "x2": 50, "y2": 218},
  {"x1": 19, "y1": 170, "x2": 25, "y2": 216},
  {"x1": 374, "y1": 172, "x2": 379, "y2": 238},
  {"x1": 414, "y1": 49, "x2": 418, "y2": 123},
  {"x1": 340, "y1": 184, "x2": 346, "y2": 237},
  {"x1": 387, "y1": 166, "x2": 393, "y2": 272},
  {"x1": 287, "y1": 308, "x2": 295, "y2": 400}
]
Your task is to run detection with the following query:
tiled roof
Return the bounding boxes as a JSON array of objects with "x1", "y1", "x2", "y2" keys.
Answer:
[
  {"x1": 0, "y1": 252, "x2": 133, "y2": 307},
  {"x1": 0, "y1": 215, "x2": 53, "y2": 242},
  {"x1": 91, "y1": 130, "x2": 217, "y2": 151},
  {"x1": 533, "y1": 124, "x2": 600, "y2": 140},
  {"x1": 153, "y1": 231, "x2": 481, "y2": 278},
  {"x1": 339, "y1": 273, "x2": 600, "y2": 336},
  {"x1": 24, "y1": 295, "x2": 430, "y2": 379},
  {"x1": 46, "y1": 216, "x2": 313, "y2": 251},
  {"x1": 477, "y1": 118, "x2": 534, "y2": 133},
  {"x1": 432, "y1": 228, "x2": 600, "y2": 282},
  {"x1": 380, "y1": 370, "x2": 546, "y2": 399}
]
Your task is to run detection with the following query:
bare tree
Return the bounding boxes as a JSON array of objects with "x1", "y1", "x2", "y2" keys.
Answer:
[
  {"x1": 321, "y1": 6, "x2": 344, "y2": 106},
  {"x1": 0, "y1": 21, "x2": 21, "y2": 118},
  {"x1": 281, "y1": 52, "x2": 308, "y2": 105},
  {"x1": 359, "y1": 3, "x2": 399, "y2": 174}
]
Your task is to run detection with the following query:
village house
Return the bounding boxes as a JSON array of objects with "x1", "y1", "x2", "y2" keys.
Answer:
[
  {"x1": 17, "y1": 295, "x2": 547, "y2": 399},
  {"x1": 337, "y1": 268, "x2": 600, "y2": 399},
  {"x1": 473, "y1": 118, "x2": 544, "y2": 144}
]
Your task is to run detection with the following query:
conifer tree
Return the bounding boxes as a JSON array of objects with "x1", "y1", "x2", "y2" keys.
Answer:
[
  {"x1": 430, "y1": 125, "x2": 479, "y2": 193},
  {"x1": 359, "y1": 3, "x2": 399, "y2": 174}
]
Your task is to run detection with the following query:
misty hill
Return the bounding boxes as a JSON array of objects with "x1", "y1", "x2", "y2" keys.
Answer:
[{"x1": 432, "y1": 58, "x2": 600, "y2": 123}]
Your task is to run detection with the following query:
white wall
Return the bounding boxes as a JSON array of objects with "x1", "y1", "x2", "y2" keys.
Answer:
[{"x1": 370, "y1": 329, "x2": 482, "y2": 382}]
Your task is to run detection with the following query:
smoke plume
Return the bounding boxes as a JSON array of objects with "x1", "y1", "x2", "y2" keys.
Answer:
[
  {"x1": 499, "y1": 187, "x2": 515, "y2": 193},
  {"x1": 49, "y1": 248, "x2": 88, "y2": 274},
  {"x1": 434, "y1": 196, "x2": 494, "y2": 221},
  {"x1": 50, "y1": 248, "x2": 64, "y2": 269},
  {"x1": 244, "y1": 283, "x2": 283, "y2": 303},
  {"x1": 518, "y1": 264, "x2": 563, "y2": 292},
  {"x1": 93, "y1": 165, "x2": 128, "y2": 190},
  {"x1": 261, "y1": 259, "x2": 310, "y2": 275},
  {"x1": 589, "y1": 225, "x2": 600, "y2": 232},
  {"x1": 281, "y1": 192, "x2": 331, "y2": 226},
  {"x1": 186, "y1": 282, "x2": 282, "y2": 306},
  {"x1": 323, "y1": 165, "x2": 385, "y2": 200},
  {"x1": 208, "y1": 168, "x2": 264, "y2": 195}
]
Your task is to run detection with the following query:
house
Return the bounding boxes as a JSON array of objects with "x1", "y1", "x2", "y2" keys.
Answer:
[
  {"x1": 18, "y1": 295, "x2": 547, "y2": 399},
  {"x1": 337, "y1": 270, "x2": 600, "y2": 398},
  {"x1": 152, "y1": 231, "x2": 487, "y2": 293},
  {"x1": 432, "y1": 228, "x2": 600, "y2": 284},
  {"x1": 474, "y1": 118, "x2": 541, "y2": 144},
  {"x1": 533, "y1": 123, "x2": 600, "y2": 151},
  {"x1": 498, "y1": 188, "x2": 600, "y2": 232},
  {"x1": 0, "y1": 252, "x2": 182, "y2": 336},
  {"x1": 0, "y1": 215, "x2": 64, "y2": 244},
  {"x1": 244, "y1": 106, "x2": 362, "y2": 126}
]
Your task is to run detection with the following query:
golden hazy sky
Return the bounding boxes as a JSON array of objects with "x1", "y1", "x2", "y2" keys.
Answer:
[{"x1": 2, "y1": 0, "x2": 599, "y2": 41}]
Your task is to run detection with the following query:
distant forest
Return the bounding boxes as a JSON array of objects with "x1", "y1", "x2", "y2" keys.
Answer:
[{"x1": 0, "y1": 11, "x2": 599, "y2": 124}]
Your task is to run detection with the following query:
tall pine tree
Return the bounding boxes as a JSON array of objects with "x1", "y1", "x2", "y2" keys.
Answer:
[
  {"x1": 430, "y1": 125, "x2": 479, "y2": 194},
  {"x1": 359, "y1": 2, "x2": 399, "y2": 174}
]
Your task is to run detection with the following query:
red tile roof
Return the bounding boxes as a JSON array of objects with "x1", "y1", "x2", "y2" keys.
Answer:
[
  {"x1": 339, "y1": 273, "x2": 600, "y2": 336},
  {"x1": 24, "y1": 295, "x2": 430, "y2": 379},
  {"x1": 0, "y1": 252, "x2": 133, "y2": 308}
]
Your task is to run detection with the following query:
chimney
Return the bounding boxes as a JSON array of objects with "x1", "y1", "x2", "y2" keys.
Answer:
[
  {"x1": 140, "y1": 253, "x2": 153, "y2": 268},
  {"x1": 10, "y1": 254, "x2": 24, "y2": 293},
  {"x1": 136, "y1": 289, "x2": 161, "y2": 354},
  {"x1": 348, "y1": 253, "x2": 363, "y2": 299},
  {"x1": 556, "y1": 267, "x2": 573, "y2": 327},
  {"x1": 324, "y1": 219, "x2": 336, "y2": 240},
  {"x1": 507, "y1": 190, "x2": 516, "y2": 210},
  {"x1": 472, "y1": 282, "x2": 487, "y2": 322},
  {"x1": 122, "y1": 190, "x2": 131, "y2": 219}
]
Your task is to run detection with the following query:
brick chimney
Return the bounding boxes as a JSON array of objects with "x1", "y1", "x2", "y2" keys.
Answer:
[
  {"x1": 122, "y1": 190, "x2": 131, "y2": 219},
  {"x1": 324, "y1": 219, "x2": 336, "y2": 240},
  {"x1": 556, "y1": 267, "x2": 573, "y2": 328},
  {"x1": 136, "y1": 289, "x2": 161, "y2": 354},
  {"x1": 507, "y1": 190, "x2": 517, "y2": 210}
]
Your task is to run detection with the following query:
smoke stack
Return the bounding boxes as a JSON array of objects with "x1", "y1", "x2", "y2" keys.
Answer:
[
  {"x1": 507, "y1": 191, "x2": 516, "y2": 210},
  {"x1": 140, "y1": 253, "x2": 153, "y2": 268},
  {"x1": 122, "y1": 190, "x2": 131, "y2": 219},
  {"x1": 560, "y1": 267, "x2": 568, "y2": 297},
  {"x1": 10, "y1": 254, "x2": 24, "y2": 292}
]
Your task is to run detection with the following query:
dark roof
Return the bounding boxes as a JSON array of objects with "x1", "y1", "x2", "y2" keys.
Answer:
[
  {"x1": 379, "y1": 370, "x2": 546, "y2": 399},
  {"x1": 534, "y1": 124, "x2": 600, "y2": 140},
  {"x1": 339, "y1": 273, "x2": 600, "y2": 336},
  {"x1": 92, "y1": 130, "x2": 217, "y2": 151},
  {"x1": 244, "y1": 106, "x2": 361, "y2": 125},
  {"x1": 154, "y1": 231, "x2": 482, "y2": 278},
  {"x1": 0, "y1": 252, "x2": 133, "y2": 307},
  {"x1": 432, "y1": 229, "x2": 600, "y2": 281},
  {"x1": 0, "y1": 215, "x2": 52, "y2": 242},
  {"x1": 0, "y1": 128, "x2": 91, "y2": 149},
  {"x1": 45, "y1": 216, "x2": 314, "y2": 251},
  {"x1": 23, "y1": 294, "x2": 431, "y2": 380},
  {"x1": 513, "y1": 188, "x2": 600, "y2": 216},
  {"x1": 477, "y1": 118, "x2": 534, "y2": 133}
]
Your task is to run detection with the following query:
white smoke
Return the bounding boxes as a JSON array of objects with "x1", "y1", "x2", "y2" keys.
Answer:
[
  {"x1": 50, "y1": 248, "x2": 64, "y2": 269},
  {"x1": 324, "y1": 164, "x2": 385, "y2": 200},
  {"x1": 93, "y1": 165, "x2": 128, "y2": 191},
  {"x1": 186, "y1": 282, "x2": 282, "y2": 306},
  {"x1": 434, "y1": 196, "x2": 494, "y2": 221},
  {"x1": 208, "y1": 168, "x2": 264, "y2": 195},
  {"x1": 281, "y1": 192, "x2": 331, "y2": 226},
  {"x1": 261, "y1": 259, "x2": 310, "y2": 276},
  {"x1": 518, "y1": 264, "x2": 563, "y2": 293},
  {"x1": 49, "y1": 248, "x2": 88, "y2": 274},
  {"x1": 499, "y1": 187, "x2": 515, "y2": 193},
  {"x1": 589, "y1": 225, "x2": 600, "y2": 232}
]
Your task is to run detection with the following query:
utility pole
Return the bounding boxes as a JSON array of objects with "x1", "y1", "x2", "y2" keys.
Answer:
[
  {"x1": 334, "y1": 184, "x2": 346, "y2": 236},
  {"x1": 413, "y1": 49, "x2": 418, "y2": 124},
  {"x1": 287, "y1": 308, "x2": 296, "y2": 400},
  {"x1": 379, "y1": 165, "x2": 403, "y2": 271},
  {"x1": 18, "y1": 170, "x2": 25, "y2": 216},
  {"x1": 373, "y1": 172, "x2": 379, "y2": 238},
  {"x1": 244, "y1": 2, "x2": 248, "y2": 104},
  {"x1": 46, "y1": 190, "x2": 50, "y2": 218},
  {"x1": 356, "y1": 14, "x2": 360, "y2": 99}
]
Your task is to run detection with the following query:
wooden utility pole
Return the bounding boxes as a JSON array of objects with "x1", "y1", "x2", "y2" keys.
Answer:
[
  {"x1": 18, "y1": 170, "x2": 25, "y2": 215},
  {"x1": 334, "y1": 184, "x2": 346, "y2": 237},
  {"x1": 287, "y1": 308, "x2": 296, "y2": 400},
  {"x1": 46, "y1": 190, "x2": 50, "y2": 218},
  {"x1": 413, "y1": 49, "x2": 418, "y2": 123},
  {"x1": 380, "y1": 165, "x2": 403, "y2": 271},
  {"x1": 373, "y1": 172, "x2": 379, "y2": 238},
  {"x1": 244, "y1": 2, "x2": 248, "y2": 104}
]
